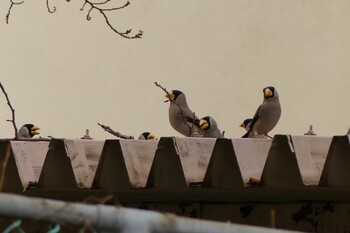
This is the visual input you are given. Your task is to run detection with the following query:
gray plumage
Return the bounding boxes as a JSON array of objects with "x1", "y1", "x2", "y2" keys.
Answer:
[
  {"x1": 18, "y1": 124, "x2": 40, "y2": 139},
  {"x1": 242, "y1": 86, "x2": 281, "y2": 138},
  {"x1": 195, "y1": 116, "x2": 224, "y2": 138},
  {"x1": 166, "y1": 90, "x2": 200, "y2": 137}
]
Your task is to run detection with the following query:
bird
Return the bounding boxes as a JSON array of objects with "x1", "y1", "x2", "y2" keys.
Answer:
[
  {"x1": 239, "y1": 118, "x2": 253, "y2": 132},
  {"x1": 138, "y1": 132, "x2": 157, "y2": 140},
  {"x1": 165, "y1": 90, "x2": 201, "y2": 137},
  {"x1": 18, "y1": 124, "x2": 40, "y2": 139},
  {"x1": 194, "y1": 116, "x2": 224, "y2": 138},
  {"x1": 242, "y1": 86, "x2": 281, "y2": 138}
]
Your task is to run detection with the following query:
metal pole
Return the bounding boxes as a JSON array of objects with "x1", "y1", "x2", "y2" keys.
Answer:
[{"x1": 0, "y1": 193, "x2": 301, "y2": 233}]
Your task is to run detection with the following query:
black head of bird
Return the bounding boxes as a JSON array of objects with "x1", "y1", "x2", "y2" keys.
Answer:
[
  {"x1": 263, "y1": 86, "x2": 277, "y2": 99},
  {"x1": 194, "y1": 116, "x2": 211, "y2": 131},
  {"x1": 240, "y1": 118, "x2": 253, "y2": 130},
  {"x1": 138, "y1": 132, "x2": 157, "y2": 140},
  {"x1": 195, "y1": 116, "x2": 223, "y2": 138},
  {"x1": 18, "y1": 124, "x2": 40, "y2": 138},
  {"x1": 165, "y1": 90, "x2": 184, "y2": 103}
]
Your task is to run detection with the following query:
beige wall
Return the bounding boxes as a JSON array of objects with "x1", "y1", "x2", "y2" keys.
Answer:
[{"x1": 0, "y1": 0, "x2": 349, "y2": 139}]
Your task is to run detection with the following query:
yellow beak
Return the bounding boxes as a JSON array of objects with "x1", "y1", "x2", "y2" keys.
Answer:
[
  {"x1": 239, "y1": 123, "x2": 245, "y2": 128},
  {"x1": 264, "y1": 88, "x2": 273, "y2": 98},
  {"x1": 31, "y1": 126, "x2": 40, "y2": 135},
  {"x1": 199, "y1": 119, "x2": 209, "y2": 130},
  {"x1": 147, "y1": 133, "x2": 157, "y2": 140},
  {"x1": 165, "y1": 91, "x2": 175, "y2": 101}
]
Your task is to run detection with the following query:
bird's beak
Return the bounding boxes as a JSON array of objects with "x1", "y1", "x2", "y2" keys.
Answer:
[
  {"x1": 147, "y1": 133, "x2": 157, "y2": 140},
  {"x1": 239, "y1": 123, "x2": 245, "y2": 128},
  {"x1": 31, "y1": 126, "x2": 40, "y2": 135},
  {"x1": 199, "y1": 119, "x2": 209, "y2": 130},
  {"x1": 165, "y1": 91, "x2": 174, "y2": 102},
  {"x1": 264, "y1": 88, "x2": 273, "y2": 98}
]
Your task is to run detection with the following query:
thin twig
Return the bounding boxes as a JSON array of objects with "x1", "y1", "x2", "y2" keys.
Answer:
[
  {"x1": 6, "y1": 0, "x2": 142, "y2": 39},
  {"x1": 0, "y1": 82, "x2": 18, "y2": 139},
  {"x1": 154, "y1": 81, "x2": 198, "y2": 137},
  {"x1": 6, "y1": 0, "x2": 24, "y2": 24},
  {"x1": 97, "y1": 123, "x2": 134, "y2": 139},
  {"x1": 46, "y1": 0, "x2": 56, "y2": 13},
  {"x1": 92, "y1": 0, "x2": 112, "y2": 6},
  {"x1": 154, "y1": 81, "x2": 171, "y2": 97},
  {"x1": 81, "y1": 0, "x2": 143, "y2": 39}
]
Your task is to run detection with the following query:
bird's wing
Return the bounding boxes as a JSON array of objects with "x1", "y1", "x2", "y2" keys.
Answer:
[
  {"x1": 242, "y1": 105, "x2": 261, "y2": 138},
  {"x1": 185, "y1": 115, "x2": 198, "y2": 124}
]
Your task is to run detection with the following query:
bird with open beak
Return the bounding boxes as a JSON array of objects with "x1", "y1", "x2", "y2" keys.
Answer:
[
  {"x1": 165, "y1": 90, "x2": 201, "y2": 137},
  {"x1": 239, "y1": 118, "x2": 253, "y2": 132},
  {"x1": 194, "y1": 116, "x2": 224, "y2": 138},
  {"x1": 138, "y1": 132, "x2": 158, "y2": 140},
  {"x1": 18, "y1": 124, "x2": 40, "y2": 139}
]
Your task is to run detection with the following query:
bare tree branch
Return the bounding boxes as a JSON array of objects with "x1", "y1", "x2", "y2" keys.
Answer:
[
  {"x1": 154, "y1": 81, "x2": 198, "y2": 137},
  {"x1": 0, "y1": 82, "x2": 18, "y2": 139},
  {"x1": 5, "y1": 0, "x2": 143, "y2": 39},
  {"x1": 6, "y1": 0, "x2": 24, "y2": 24},
  {"x1": 97, "y1": 123, "x2": 134, "y2": 139},
  {"x1": 93, "y1": 0, "x2": 112, "y2": 5},
  {"x1": 81, "y1": 0, "x2": 142, "y2": 39},
  {"x1": 154, "y1": 81, "x2": 171, "y2": 97},
  {"x1": 46, "y1": 0, "x2": 56, "y2": 13}
]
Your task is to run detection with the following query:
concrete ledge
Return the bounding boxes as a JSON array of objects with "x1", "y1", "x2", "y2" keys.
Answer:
[
  {"x1": 174, "y1": 137, "x2": 216, "y2": 185},
  {"x1": 260, "y1": 135, "x2": 304, "y2": 186},
  {"x1": 319, "y1": 136, "x2": 350, "y2": 186},
  {"x1": 0, "y1": 135, "x2": 338, "y2": 192},
  {"x1": 92, "y1": 140, "x2": 131, "y2": 191},
  {"x1": 120, "y1": 139, "x2": 158, "y2": 188},
  {"x1": 146, "y1": 137, "x2": 187, "y2": 189},
  {"x1": 38, "y1": 139, "x2": 78, "y2": 189},
  {"x1": 232, "y1": 138, "x2": 271, "y2": 185},
  {"x1": 0, "y1": 141, "x2": 49, "y2": 192},
  {"x1": 65, "y1": 140, "x2": 104, "y2": 188},
  {"x1": 203, "y1": 138, "x2": 244, "y2": 189}
]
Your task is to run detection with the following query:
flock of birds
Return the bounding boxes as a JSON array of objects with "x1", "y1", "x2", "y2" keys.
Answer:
[
  {"x1": 17, "y1": 86, "x2": 281, "y2": 140},
  {"x1": 165, "y1": 86, "x2": 281, "y2": 139}
]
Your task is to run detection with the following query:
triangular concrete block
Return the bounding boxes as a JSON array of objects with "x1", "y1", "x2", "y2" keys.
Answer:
[
  {"x1": 0, "y1": 141, "x2": 23, "y2": 192},
  {"x1": 260, "y1": 135, "x2": 303, "y2": 186},
  {"x1": 319, "y1": 136, "x2": 350, "y2": 186},
  {"x1": 146, "y1": 137, "x2": 187, "y2": 189},
  {"x1": 38, "y1": 139, "x2": 78, "y2": 189},
  {"x1": 92, "y1": 140, "x2": 131, "y2": 191},
  {"x1": 203, "y1": 138, "x2": 244, "y2": 189}
]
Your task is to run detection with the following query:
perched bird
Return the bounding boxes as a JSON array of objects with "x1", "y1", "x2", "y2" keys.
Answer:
[
  {"x1": 138, "y1": 132, "x2": 157, "y2": 140},
  {"x1": 239, "y1": 118, "x2": 253, "y2": 132},
  {"x1": 165, "y1": 90, "x2": 200, "y2": 137},
  {"x1": 195, "y1": 116, "x2": 224, "y2": 138},
  {"x1": 242, "y1": 86, "x2": 281, "y2": 138},
  {"x1": 18, "y1": 124, "x2": 40, "y2": 139}
]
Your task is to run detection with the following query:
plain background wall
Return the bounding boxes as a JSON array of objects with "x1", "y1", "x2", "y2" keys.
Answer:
[{"x1": 0, "y1": 0, "x2": 349, "y2": 139}]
